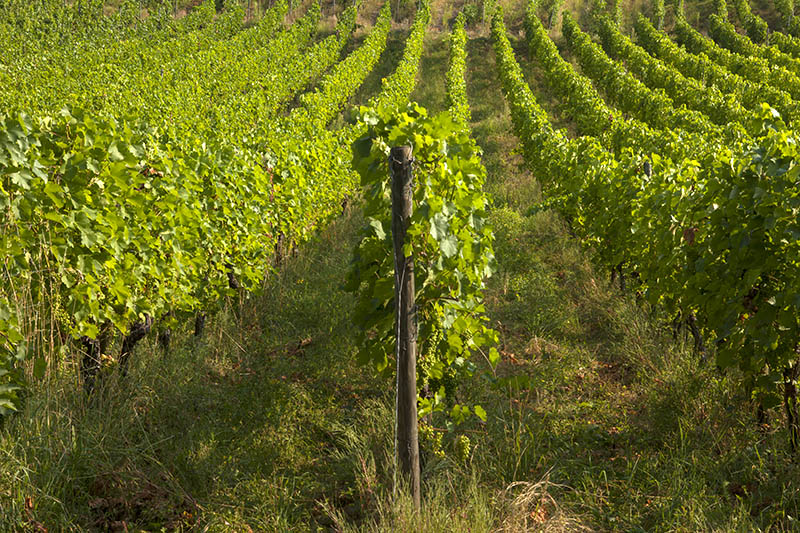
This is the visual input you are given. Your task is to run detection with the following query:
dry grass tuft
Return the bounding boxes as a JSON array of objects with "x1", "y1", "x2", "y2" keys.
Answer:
[{"x1": 496, "y1": 475, "x2": 589, "y2": 533}]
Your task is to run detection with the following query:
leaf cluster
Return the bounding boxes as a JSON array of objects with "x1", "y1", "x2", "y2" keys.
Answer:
[
  {"x1": 346, "y1": 103, "x2": 497, "y2": 422},
  {"x1": 732, "y1": 0, "x2": 768, "y2": 44}
]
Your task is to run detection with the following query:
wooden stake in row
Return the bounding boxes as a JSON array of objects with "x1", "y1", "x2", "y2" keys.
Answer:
[{"x1": 390, "y1": 145, "x2": 421, "y2": 510}]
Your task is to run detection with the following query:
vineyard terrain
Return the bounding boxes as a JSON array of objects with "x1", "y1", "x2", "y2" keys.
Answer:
[{"x1": 2, "y1": 0, "x2": 800, "y2": 530}]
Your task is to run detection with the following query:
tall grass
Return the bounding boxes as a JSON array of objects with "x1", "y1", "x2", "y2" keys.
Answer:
[{"x1": 3, "y1": 0, "x2": 800, "y2": 530}]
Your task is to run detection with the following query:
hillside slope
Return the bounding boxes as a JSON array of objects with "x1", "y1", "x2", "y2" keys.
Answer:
[{"x1": 2, "y1": 0, "x2": 800, "y2": 530}]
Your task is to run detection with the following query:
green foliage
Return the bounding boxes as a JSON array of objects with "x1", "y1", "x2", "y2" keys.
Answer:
[
  {"x1": 5, "y1": 2, "x2": 800, "y2": 526},
  {"x1": 492, "y1": 9, "x2": 566, "y2": 177},
  {"x1": 634, "y1": 15, "x2": 800, "y2": 125},
  {"x1": 686, "y1": 111, "x2": 800, "y2": 386},
  {"x1": 295, "y1": 1, "x2": 390, "y2": 129},
  {"x1": 708, "y1": 13, "x2": 800, "y2": 77},
  {"x1": 0, "y1": 106, "x2": 275, "y2": 335},
  {"x1": 0, "y1": 298, "x2": 24, "y2": 415},
  {"x1": 346, "y1": 103, "x2": 497, "y2": 420},
  {"x1": 561, "y1": 11, "x2": 714, "y2": 136},
  {"x1": 769, "y1": 29, "x2": 800, "y2": 58},
  {"x1": 525, "y1": 6, "x2": 619, "y2": 139},
  {"x1": 496, "y1": 10, "x2": 800, "y2": 428},
  {"x1": 609, "y1": 0, "x2": 623, "y2": 25},
  {"x1": 674, "y1": 16, "x2": 800, "y2": 101},
  {"x1": 539, "y1": 0, "x2": 565, "y2": 28},
  {"x1": 774, "y1": 0, "x2": 798, "y2": 32},
  {"x1": 732, "y1": 0, "x2": 768, "y2": 43},
  {"x1": 595, "y1": 14, "x2": 751, "y2": 134},
  {"x1": 366, "y1": 1, "x2": 431, "y2": 111},
  {"x1": 260, "y1": 3, "x2": 358, "y2": 118},
  {"x1": 713, "y1": 0, "x2": 728, "y2": 18},
  {"x1": 0, "y1": 0, "x2": 285, "y2": 132},
  {"x1": 0, "y1": 0, "x2": 244, "y2": 84},
  {"x1": 0, "y1": 0, "x2": 393, "y2": 413},
  {"x1": 651, "y1": 0, "x2": 665, "y2": 29},
  {"x1": 523, "y1": 4, "x2": 742, "y2": 167},
  {"x1": 445, "y1": 13, "x2": 470, "y2": 125},
  {"x1": 588, "y1": 0, "x2": 622, "y2": 24},
  {"x1": 462, "y1": 2, "x2": 481, "y2": 26}
]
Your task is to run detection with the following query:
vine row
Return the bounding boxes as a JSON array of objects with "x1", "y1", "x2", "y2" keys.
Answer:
[
  {"x1": 494, "y1": 10, "x2": 800, "y2": 441},
  {"x1": 674, "y1": 15, "x2": 800, "y2": 101},
  {"x1": 596, "y1": 14, "x2": 751, "y2": 133},
  {"x1": 634, "y1": 14, "x2": 800, "y2": 125}
]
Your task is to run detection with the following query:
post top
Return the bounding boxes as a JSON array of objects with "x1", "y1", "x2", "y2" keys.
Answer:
[{"x1": 389, "y1": 145, "x2": 413, "y2": 159}]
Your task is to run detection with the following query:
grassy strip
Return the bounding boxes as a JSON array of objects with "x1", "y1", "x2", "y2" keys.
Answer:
[{"x1": 1, "y1": 3, "x2": 800, "y2": 532}]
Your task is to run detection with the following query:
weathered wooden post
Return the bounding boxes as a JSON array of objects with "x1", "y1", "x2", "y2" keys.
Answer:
[{"x1": 390, "y1": 145, "x2": 421, "y2": 510}]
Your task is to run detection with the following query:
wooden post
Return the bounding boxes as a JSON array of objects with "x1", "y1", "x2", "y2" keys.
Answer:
[
  {"x1": 390, "y1": 145, "x2": 421, "y2": 510},
  {"x1": 784, "y1": 364, "x2": 799, "y2": 452}
]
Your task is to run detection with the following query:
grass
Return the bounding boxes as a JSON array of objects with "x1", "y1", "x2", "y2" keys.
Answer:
[
  {"x1": 3, "y1": 0, "x2": 800, "y2": 531},
  {"x1": 1, "y1": 212, "x2": 387, "y2": 531}
]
